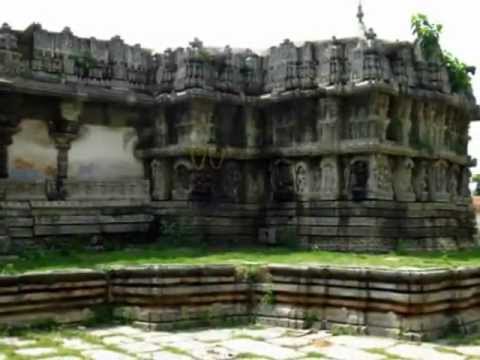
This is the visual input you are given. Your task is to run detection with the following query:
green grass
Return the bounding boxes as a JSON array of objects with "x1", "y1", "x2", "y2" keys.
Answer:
[{"x1": 2, "y1": 245, "x2": 480, "y2": 274}]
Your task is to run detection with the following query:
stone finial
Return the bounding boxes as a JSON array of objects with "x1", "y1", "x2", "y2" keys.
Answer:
[
  {"x1": 1, "y1": 23, "x2": 11, "y2": 31},
  {"x1": 189, "y1": 37, "x2": 203, "y2": 49},
  {"x1": 62, "y1": 26, "x2": 73, "y2": 35},
  {"x1": 366, "y1": 28, "x2": 377, "y2": 40},
  {"x1": 356, "y1": 0, "x2": 376, "y2": 39},
  {"x1": 357, "y1": 2, "x2": 364, "y2": 25}
]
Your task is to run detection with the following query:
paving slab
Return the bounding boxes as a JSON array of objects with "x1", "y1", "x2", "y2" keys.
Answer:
[
  {"x1": 221, "y1": 338, "x2": 302, "y2": 359},
  {"x1": 326, "y1": 335, "x2": 398, "y2": 349},
  {"x1": 115, "y1": 340, "x2": 162, "y2": 354},
  {"x1": 193, "y1": 328, "x2": 236, "y2": 342},
  {"x1": 139, "y1": 351, "x2": 193, "y2": 360},
  {"x1": 301, "y1": 344, "x2": 384, "y2": 360},
  {"x1": 15, "y1": 347, "x2": 57, "y2": 357},
  {"x1": 103, "y1": 335, "x2": 139, "y2": 346},
  {"x1": 233, "y1": 327, "x2": 288, "y2": 340},
  {"x1": 164, "y1": 339, "x2": 215, "y2": 358},
  {"x1": 60, "y1": 337, "x2": 102, "y2": 351},
  {"x1": 455, "y1": 345, "x2": 480, "y2": 356},
  {"x1": 82, "y1": 349, "x2": 136, "y2": 360},
  {"x1": 149, "y1": 333, "x2": 196, "y2": 345},
  {"x1": 0, "y1": 337, "x2": 36, "y2": 347},
  {"x1": 114, "y1": 325, "x2": 147, "y2": 337},
  {"x1": 268, "y1": 336, "x2": 317, "y2": 348},
  {"x1": 133, "y1": 331, "x2": 172, "y2": 342},
  {"x1": 88, "y1": 327, "x2": 122, "y2": 337},
  {"x1": 386, "y1": 344, "x2": 465, "y2": 360}
]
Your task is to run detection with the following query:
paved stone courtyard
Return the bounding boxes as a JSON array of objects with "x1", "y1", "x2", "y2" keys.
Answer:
[{"x1": 1, "y1": 325, "x2": 480, "y2": 360}]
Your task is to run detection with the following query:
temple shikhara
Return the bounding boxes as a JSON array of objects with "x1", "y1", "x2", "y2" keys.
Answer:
[{"x1": 0, "y1": 8, "x2": 477, "y2": 253}]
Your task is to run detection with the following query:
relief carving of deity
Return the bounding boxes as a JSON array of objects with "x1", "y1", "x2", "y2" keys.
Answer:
[
  {"x1": 433, "y1": 160, "x2": 448, "y2": 194},
  {"x1": 393, "y1": 158, "x2": 415, "y2": 201},
  {"x1": 222, "y1": 161, "x2": 242, "y2": 202},
  {"x1": 295, "y1": 162, "x2": 308, "y2": 197},
  {"x1": 448, "y1": 164, "x2": 460, "y2": 201},
  {"x1": 370, "y1": 155, "x2": 393, "y2": 197},
  {"x1": 319, "y1": 157, "x2": 339, "y2": 199},
  {"x1": 370, "y1": 94, "x2": 390, "y2": 141},
  {"x1": 413, "y1": 161, "x2": 429, "y2": 201}
]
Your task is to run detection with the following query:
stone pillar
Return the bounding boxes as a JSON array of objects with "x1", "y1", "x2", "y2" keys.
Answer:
[
  {"x1": 50, "y1": 100, "x2": 82, "y2": 180},
  {"x1": 54, "y1": 138, "x2": 72, "y2": 180},
  {"x1": 0, "y1": 125, "x2": 20, "y2": 178}
]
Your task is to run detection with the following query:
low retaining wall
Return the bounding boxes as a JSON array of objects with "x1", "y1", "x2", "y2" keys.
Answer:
[
  {"x1": 110, "y1": 266, "x2": 252, "y2": 329},
  {"x1": 1, "y1": 265, "x2": 480, "y2": 340},
  {"x1": 0, "y1": 271, "x2": 107, "y2": 326},
  {"x1": 256, "y1": 265, "x2": 480, "y2": 340}
]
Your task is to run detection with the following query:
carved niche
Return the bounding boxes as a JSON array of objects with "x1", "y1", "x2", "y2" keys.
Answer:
[
  {"x1": 319, "y1": 157, "x2": 340, "y2": 200},
  {"x1": 369, "y1": 93, "x2": 391, "y2": 142},
  {"x1": 460, "y1": 166, "x2": 472, "y2": 202},
  {"x1": 448, "y1": 164, "x2": 460, "y2": 202},
  {"x1": 222, "y1": 160, "x2": 242, "y2": 202},
  {"x1": 271, "y1": 159, "x2": 294, "y2": 201},
  {"x1": 368, "y1": 154, "x2": 394, "y2": 200},
  {"x1": 345, "y1": 157, "x2": 369, "y2": 201},
  {"x1": 398, "y1": 98, "x2": 412, "y2": 146},
  {"x1": 316, "y1": 98, "x2": 339, "y2": 144},
  {"x1": 294, "y1": 162, "x2": 309, "y2": 201},
  {"x1": 423, "y1": 102, "x2": 435, "y2": 148},
  {"x1": 152, "y1": 109, "x2": 168, "y2": 148},
  {"x1": 150, "y1": 159, "x2": 169, "y2": 201},
  {"x1": 429, "y1": 160, "x2": 449, "y2": 202},
  {"x1": 171, "y1": 159, "x2": 193, "y2": 200},
  {"x1": 413, "y1": 160, "x2": 429, "y2": 202},
  {"x1": 393, "y1": 158, "x2": 415, "y2": 202}
]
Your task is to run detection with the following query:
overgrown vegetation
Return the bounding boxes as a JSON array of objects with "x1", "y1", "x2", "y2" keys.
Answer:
[
  {"x1": 411, "y1": 13, "x2": 475, "y2": 93},
  {"x1": 4, "y1": 245, "x2": 480, "y2": 274}
]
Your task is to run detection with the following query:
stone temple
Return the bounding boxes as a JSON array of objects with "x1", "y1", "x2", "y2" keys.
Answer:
[{"x1": 0, "y1": 11, "x2": 477, "y2": 253}]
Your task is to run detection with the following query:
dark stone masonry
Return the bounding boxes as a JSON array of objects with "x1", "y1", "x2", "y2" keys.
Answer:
[
  {"x1": 0, "y1": 13, "x2": 477, "y2": 252},
  {"x1": 3, "y1": 265, "x2": 480, "y2": 340}
]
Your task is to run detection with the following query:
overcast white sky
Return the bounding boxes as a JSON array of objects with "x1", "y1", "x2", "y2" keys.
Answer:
[{"x1": 5, "y1": 0, "x2": 480, "y2": 171}]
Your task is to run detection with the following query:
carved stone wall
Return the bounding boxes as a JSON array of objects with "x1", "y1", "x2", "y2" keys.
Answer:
[{"x1": 0, "y1": 24, "x2": 476, "y2": 253}]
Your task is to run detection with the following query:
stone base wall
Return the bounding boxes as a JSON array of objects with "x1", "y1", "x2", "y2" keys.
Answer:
[
  {"x1": 150, "y1": 201, "x2": 261, "y2": 246},
  {"x1": 0, "y1": 271, "x2": 107, "y2": 326},
  {"x1": 2, "y1": 199, "x2": 475, "y2": 252},
  {"x1": 0, "y1": 200, "x2": 154, "y2": 249},
  {"x1": 264, "y1": 200, "x2": 477, "y2": 252},
  {"x1": 110, "y1": 265, "x2": 252, "y2": 330},
  {"x1": 256, "y1": 265, "x2": 480, "y2": 340},
  {"x1": 2, "y1": 265, "x2": 480, "y2": 340}
]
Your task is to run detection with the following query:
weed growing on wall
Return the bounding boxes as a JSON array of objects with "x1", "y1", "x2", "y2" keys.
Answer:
[{"x1": 411, "y1": 13, "x2": 475, "y2": 93}]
